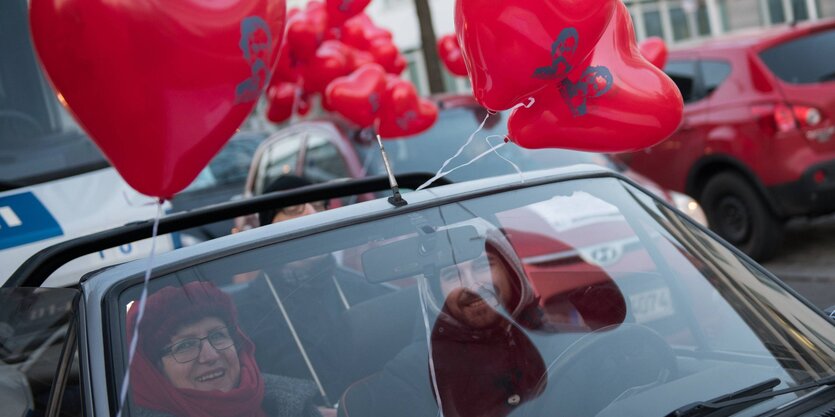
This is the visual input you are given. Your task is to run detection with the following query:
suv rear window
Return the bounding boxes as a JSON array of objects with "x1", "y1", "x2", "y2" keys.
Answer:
[{"x1": 759, "y1": 28, "x2": 835, "y2": 84}]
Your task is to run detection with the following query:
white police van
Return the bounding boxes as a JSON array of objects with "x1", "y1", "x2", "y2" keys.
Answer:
[{"x1": 0, "y1": 0, "x2": 175, "y2": 287}]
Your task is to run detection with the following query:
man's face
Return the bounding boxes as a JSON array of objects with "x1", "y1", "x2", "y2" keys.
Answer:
[{"x1": 438, "y1": 251, "x2": 515, "y2": 329}]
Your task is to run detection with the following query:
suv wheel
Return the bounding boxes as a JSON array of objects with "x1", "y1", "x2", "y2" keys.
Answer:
[{"x1": 700, "y1": 172, "x2": 783, "y2": 261}]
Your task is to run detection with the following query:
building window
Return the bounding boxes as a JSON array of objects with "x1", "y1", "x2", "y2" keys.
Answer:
[
  {"x1": 792, "y1": 0, "x2": 810, "y2": 20},
  {"x1": 644, "y1": 9, "x2": 664, "y2": 38},
  {"x1": 670, "y1": 6, "x2": 693, "y2": 41},
  {"x1": 767, "y1": 0, "x2": 787, "y2": 23}
]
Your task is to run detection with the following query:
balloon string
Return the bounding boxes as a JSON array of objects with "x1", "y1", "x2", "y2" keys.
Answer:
[
  {"x1": 290, "y1": 85, "x2": 302, "y2": 124},
  {"x1": 121, "y1": 190, "x2": 161, "y2": 207},
  {"x1": 415, "y1": 112, "x2": 491, "y2": 191},
  {"x1": 485, "y1": 134, "x2": 524, "y2": 182},
  {"x1": 510, "y1": 97, "x2": 536, "y2": 111},
  {"x1": 115, "y1": 200, "x2": 164, "y2": 417},
  {"x1": 416, "y1": 141, "x2": 509, "y2": 191},
  {"x1": 417, "y1": 279, "x2": 446, "y2": 417}
]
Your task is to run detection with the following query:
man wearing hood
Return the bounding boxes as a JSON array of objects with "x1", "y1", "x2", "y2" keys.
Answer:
[{"x1": 338, "y1": 223, "x2": 550, "y2": 417}]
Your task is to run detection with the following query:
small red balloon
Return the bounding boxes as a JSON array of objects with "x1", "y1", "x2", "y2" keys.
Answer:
[
  {"x1": 507, "y1": 3, "x2": 683, "y2": 152},
  {"x1": 303, "y1": 40, "x2": 353, "y2": 94},
  {"x1": 437, "y1": 34, "x2": 468, "y2": 77},
  {"x1": 378, "y1": 76, "x2": 439, "y2": 138},
  {"x1": 638, "y1": 36, "x2": 668, "y2": 70},
  {"x1": 325, "y1": 63, "x2": 387, "y2": 127},
  {"x1": 326, "y1": 0, "x2": 372, "y2": 27},
  {"x1": 266, "y1": 82, "x2": 298, "y2": 124},
  {"x1": 287, "y1": 2, "x2": 328, "y2": 63},
  {"x1": 30, "y1": 0, "x2": 286, "y2": 198},
  {"x1": 455, "y1": 0, "x2": 619, "y2": 111}
]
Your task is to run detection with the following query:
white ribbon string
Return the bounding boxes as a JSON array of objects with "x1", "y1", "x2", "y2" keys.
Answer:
[
  {"x1": 415, "y1": 112, "x2": 491, "y2": 191},
  {"x1": 116, "y1": 201, "x2": 164, "y2": 417},
  {"x1": 415, "y1": 97, "x2": 534, "y2": 191},
  {"x1": 485, "y1": 134, "x2": 524, "y2": 182},
  {"x1": 418, "y1": 279, "x2": 445, "y2": 417},
  {"x1": 416, "y1": 141, "x2": 509, "y2": 191},
  {"x1": 510, "y1": 96, "x2": 536, "y2": 111},
  {"x1": 290, "y1": 85, "x2": 302, "y2": 124}
]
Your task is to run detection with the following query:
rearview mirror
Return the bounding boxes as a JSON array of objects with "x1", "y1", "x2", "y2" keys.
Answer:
[{"x1": 362, "y1": 225, "x2": 484, "y2": 283}]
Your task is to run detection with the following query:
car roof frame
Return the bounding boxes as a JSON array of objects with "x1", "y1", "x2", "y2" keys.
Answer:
[{"x1": 4, "y1": 172, "x2": 451, "y2": 288}]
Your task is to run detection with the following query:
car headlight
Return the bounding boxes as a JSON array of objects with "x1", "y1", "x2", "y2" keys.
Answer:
[{"x1": 670, "y1": 191, "x2": 708, "y2": 227}]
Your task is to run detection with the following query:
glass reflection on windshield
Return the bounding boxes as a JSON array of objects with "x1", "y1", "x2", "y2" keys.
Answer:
[{"x1": 116, "y1": 177, "x2": 835, "y2": 417}]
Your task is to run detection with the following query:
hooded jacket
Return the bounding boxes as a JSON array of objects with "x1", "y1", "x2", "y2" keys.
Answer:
[{"x1": 339, "y1": 221, "x2": 548, "y2": 417}]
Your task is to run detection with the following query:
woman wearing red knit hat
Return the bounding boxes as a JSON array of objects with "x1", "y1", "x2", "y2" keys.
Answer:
[{"x1": 126, "y1": 281, "x2": 322, "y2": 417}]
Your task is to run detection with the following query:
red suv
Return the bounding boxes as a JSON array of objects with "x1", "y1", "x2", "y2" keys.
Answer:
[{"x1": 618, "y1": 18, "x2": 835, "y2": 261}]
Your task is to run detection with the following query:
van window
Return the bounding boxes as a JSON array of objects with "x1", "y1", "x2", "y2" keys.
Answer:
[
  {"x1": 699, "y1": 60, "x2": 732, "y2": 96},
  {"x1": 664, "y1": 60, "x2": 700, "y2": 103},
  {"x1": 759, "y1": 28, "x2": 835, "y2": 84},
  {"x1": 0, "y1": 0, "x2": 107, "y2": 190}
]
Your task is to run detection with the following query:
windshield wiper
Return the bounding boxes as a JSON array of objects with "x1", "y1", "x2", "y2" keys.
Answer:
[{"x1": 665, "y1": 375, "x2": 835, "y2": 417}]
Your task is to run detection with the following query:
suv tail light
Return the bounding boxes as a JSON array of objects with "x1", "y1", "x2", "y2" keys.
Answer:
[{"x1": 751, "y1": 103, "x2": 826, "y2": 134}]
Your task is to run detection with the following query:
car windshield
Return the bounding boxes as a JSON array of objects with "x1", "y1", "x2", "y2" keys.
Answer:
[
  {"x1": 112, "y1": 175, "x2": 835, "y2": 417},
  {"x1": 0, "y1": 0, "x2": 108, "y2": 190},
  {"x1": 355, "y1": 107, "x2": 619, "y2": 182}
]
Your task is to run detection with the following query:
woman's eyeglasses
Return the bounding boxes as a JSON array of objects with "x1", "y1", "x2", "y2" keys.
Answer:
[
  {"x1": 279, "y1": 201, "x2": 327, "y2": 216},
  {"x1": 161, "y1": 327, "x2": 235, "y2": 363}
]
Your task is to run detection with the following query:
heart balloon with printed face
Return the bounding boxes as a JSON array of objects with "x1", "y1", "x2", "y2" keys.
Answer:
[
  {"x1": 638, "y1": 36, "x2": 668, "y2": 70},
  {"x1": 325, "y1": 63, "x2": 387, "y2": 127},
  {"x1": 507, "y1": 3, "x2": 683, "y2": 152},
  {"x1": 378, "y1": 76, "x2": 439, "y2": 138},
  {"x1": 30, "y1": 0, "x2": 286, "y2": 198},
  {"x1": 455, "y1": 0, "x2": 619, "y2": 111}
]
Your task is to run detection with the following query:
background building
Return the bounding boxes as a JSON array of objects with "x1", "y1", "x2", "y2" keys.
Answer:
[{"x1": 286, "y1": 0, "x2": 835, "y2": 94}]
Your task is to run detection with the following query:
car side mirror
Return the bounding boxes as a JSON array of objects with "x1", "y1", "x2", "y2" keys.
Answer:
[
  {"x1": 362, "y1": 225, "x2": 484, "y2": 283},
  {"x1": 825, "y1": 305, "x2": 835, "y2": 322}
]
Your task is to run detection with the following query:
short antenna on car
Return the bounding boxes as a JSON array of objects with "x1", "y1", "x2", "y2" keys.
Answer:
[{"x1": 376, "y1": 133, "x2": 408, "y2": 207}]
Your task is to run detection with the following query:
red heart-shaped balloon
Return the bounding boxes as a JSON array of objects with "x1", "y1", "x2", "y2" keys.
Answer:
[
  {"x1": 437, "y1": 34, "x2": 468, "y2": 77},
  {"x1": 455, "y1": 0, "x2": 618, "y2": 112},
  {"x1": 303, "y1": 40, "x2": 353, "y2": 94},
  {"x1": 638, "y1": 36, "x2": 668, "y2": 70},
  {"x1": 378, "y1": 76, "x2": 438, "y2": 138},
  {"x1": 507, "y1": 3, "x2": 683, "y2": 152},
  {"x1": 287, "y1": 2, "x2": 327, "y2": 63},
  {"x1": 31, "y1": 0, "x2": 286, "y2": 198},
  {"x1": 368, "y1": 39, "x2": 402, "y2": 74},
  {"x1": 266, "y1": 82, "x2": 298, "y2": 124},
  {"x1": 339, "y1": 13, "x2": 392, "y2": 51},
  {"x1": 325, "y1": 63, "x2": 387, "y2": 127},
  {"x1": 326, "y1": 0, "x2": 372, "y2": 27}
]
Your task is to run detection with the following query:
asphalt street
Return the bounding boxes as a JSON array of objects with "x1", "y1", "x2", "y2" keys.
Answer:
[{"x1": 762, "y1": 214, "x2": 835, "y2": 310}]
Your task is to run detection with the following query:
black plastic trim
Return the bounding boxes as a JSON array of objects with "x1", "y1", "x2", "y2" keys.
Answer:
[{"x1": 4, "y1": 173, "x2": 449, "y2": 289}]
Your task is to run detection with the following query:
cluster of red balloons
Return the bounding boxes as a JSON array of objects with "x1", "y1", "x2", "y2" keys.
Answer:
[
  {"x1": 266, "y1": 0, "x2": 437, "y2": 138},
  {"x1": 455, "y1": 0, "x2": 684, "y2": 153}
]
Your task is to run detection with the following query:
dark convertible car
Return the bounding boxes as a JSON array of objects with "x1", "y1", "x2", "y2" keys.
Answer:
[{"x1": 3, "y1": 165, "x2": 835, "y2": 417}]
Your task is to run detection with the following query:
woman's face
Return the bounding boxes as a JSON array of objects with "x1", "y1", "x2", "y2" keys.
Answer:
[{"x1": 160, "y1": 317, "x2": 241, "y2": 392}]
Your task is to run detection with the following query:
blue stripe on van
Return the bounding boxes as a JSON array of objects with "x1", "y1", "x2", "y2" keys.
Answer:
[{"x1": 0, "y1": 192, "x2": 64, "y2": 250}]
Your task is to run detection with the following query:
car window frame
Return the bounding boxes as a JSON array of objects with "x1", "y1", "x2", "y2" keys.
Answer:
[{"x1": 665, "y1": 58, "x2": 708, "y2": 104}]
